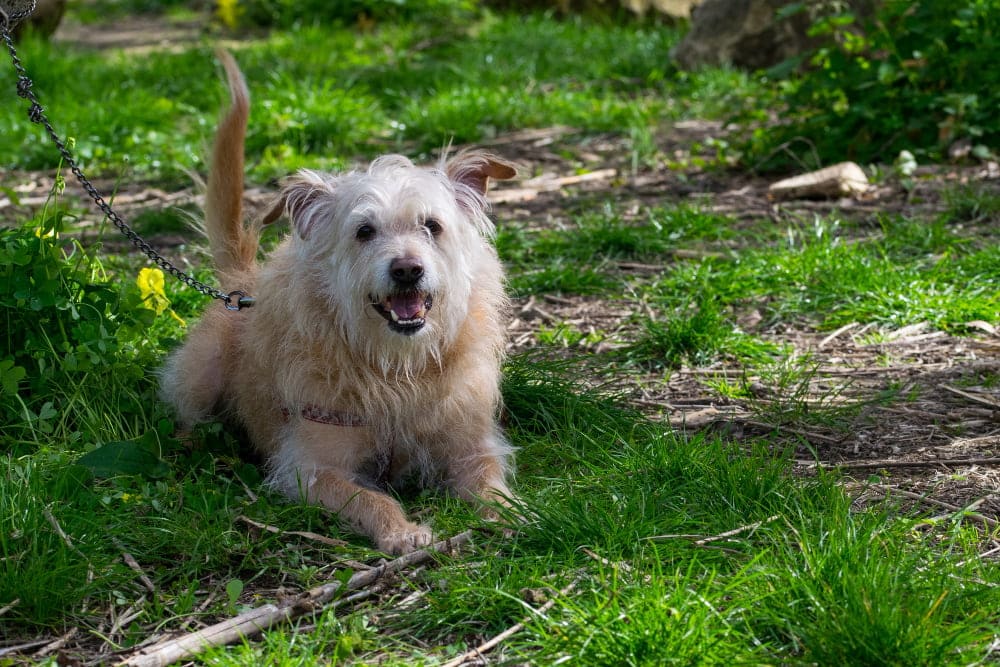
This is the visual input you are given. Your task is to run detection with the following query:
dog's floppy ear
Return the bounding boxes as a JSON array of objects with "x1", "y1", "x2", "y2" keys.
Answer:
[
  {"x1": 258, "y1": 170, "x2": 333, "y2": 239},
  {"x1": 444, "y1": 151, "x2": 516, "y2": 204}
]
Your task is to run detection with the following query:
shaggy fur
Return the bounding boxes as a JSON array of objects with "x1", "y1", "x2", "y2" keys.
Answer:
[{"x1": 160, "y1": 52, "x2": 517, "y2": 555}]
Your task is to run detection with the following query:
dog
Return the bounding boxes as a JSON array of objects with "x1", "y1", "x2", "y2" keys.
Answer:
[{"x1": 160, "y1": 52, "x2": 517, "y2": 555}]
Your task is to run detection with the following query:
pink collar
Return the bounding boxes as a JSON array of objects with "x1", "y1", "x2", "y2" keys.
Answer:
[{"x1": 280, "y1": 404, "x2": 365, "y2": 427}]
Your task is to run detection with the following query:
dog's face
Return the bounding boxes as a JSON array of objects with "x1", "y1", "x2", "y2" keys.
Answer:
[{"x1": 264, "y1": 152, "x2": 514, "y2": 367}]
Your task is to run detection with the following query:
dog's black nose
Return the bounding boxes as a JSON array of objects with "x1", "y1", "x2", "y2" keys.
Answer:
[{"x1": 390, "y1": 257, "x2": 424, "y2": 285}]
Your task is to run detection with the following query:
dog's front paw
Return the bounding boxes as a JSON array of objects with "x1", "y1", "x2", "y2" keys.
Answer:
[{"x1": 376, "y1": 523, "x2": 433, "y2": 555}]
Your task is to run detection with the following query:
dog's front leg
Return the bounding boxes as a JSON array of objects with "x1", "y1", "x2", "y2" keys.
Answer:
[
  {"x1": 443, "y1": 429, "x2": 514, "y2": 517},
  {"x1": 272, "y1": 422, "x2": 432, "y2": 555},
  {"x1": 309, "y1": 470, "x2": 433, "y2": 555}
]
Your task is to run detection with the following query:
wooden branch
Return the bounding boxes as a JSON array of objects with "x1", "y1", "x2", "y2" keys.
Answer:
[
  {"x1": 113, "y1": 538, "x2": 155, "y2": 594},
  {"x1": 867, "y1": 485, "x2": 998, "y2": 529},
  {"x1": 237, "y1": 515, "x2": 349, "y2": 547},
  {"x1": 741, "y1": 419, "x2": 843, "y2": 445},
  {"x1": 120, "y1": 531, "x2": 473, "y2": 667},
  {"x1": 34, "y1": 628, "x2": 77, "y2": 658},
  {"x1": 0, "y1": 639, "x2": 50, "y2": 658},
  {"x1": 818, "y1": 322, "x2": 858, "y2": 349},
  {"x1": 809, "y1": 457, "x2": 1000, "y2": 471},
  {"x1": 0, "y1": 598, "x2": 19, "y2": 617},
  {"x1": 439, "y1": 576, "x2": 581, "y2": 667},
  {"x1": 941, "y1": 384, "x2": 1000, "y2": 410},
  {"x1": 644, "y1": 515, "x2": 778, "y2": 545},
  {"x1": 768, "y1": 162, "x2": 869, "y2": 200}
]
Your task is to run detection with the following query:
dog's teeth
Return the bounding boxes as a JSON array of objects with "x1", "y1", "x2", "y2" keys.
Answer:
[{"x1": 389, "y1": 310, "x2": 400, "y2": 322}]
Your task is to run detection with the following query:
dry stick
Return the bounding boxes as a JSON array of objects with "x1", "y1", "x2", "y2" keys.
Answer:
[
  {"x1": 440, "y1": 577, "x2": 581, "y2": 667},
  {"x1": 0, "y1": 639, "x2": 50, "y2": 658},
  {"x1": 813, "y1": 457, "x2": 1000, "y2": 471},
  {"x1": 120, "y1": 531, "x2": 473, "y2": 667},
  {"x1": 113, "y1": 539, "x2": 155, "y2": 594},
  {"x1": 941, "y1": 384, "x2": 1000, "y2": 410},
  {"x1": 236, "y1": 515, "x2": 349, "y2": 548},
  {"x1": 644, "y1": 515, "x2": 779, "y2": 544},
  {"x1": 818, "y1": 321, "x2": 859, "y2": 349},
  {"x1": 870, "y1": 485, "x2": 998, "y2": 529},
  {"x1": 957, "y1": 543, "x2": 1000, "y2": 568},
  {"x1": 43, "y1": 509, "x2": 87, "y2": 559},
  {"x1": 741, "y1": 419, "x2": 843, "y2": 445},
  {"x1": 581, "y1": 547, "x2": 633, "y2": 573},
  {"x1": 0, "y1": 598, "x2": 19, "y2": 617},
  {"x1": 34, "y1": 627, "x2": 77, "y2": 658}
]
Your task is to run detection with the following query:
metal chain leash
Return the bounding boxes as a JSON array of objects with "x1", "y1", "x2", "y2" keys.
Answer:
[{"x1": 0, "y1": 2, "x2": 252, "y2": 310}]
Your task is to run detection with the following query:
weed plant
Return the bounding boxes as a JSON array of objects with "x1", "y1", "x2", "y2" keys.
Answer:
[{"x1": 749, "y1": 0, "x2": 1000, "y2": 167}]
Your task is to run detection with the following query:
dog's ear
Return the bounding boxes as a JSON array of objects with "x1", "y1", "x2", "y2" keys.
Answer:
[
  {"x1": 259, "y1": 195, "x2": 286, "y2": 226},
  {"x1": 258, "y1": 170, "x2": 333, "y2": 239},
  {"x1": 444, "y1": 151, "x2": 516, "y2": 202}
]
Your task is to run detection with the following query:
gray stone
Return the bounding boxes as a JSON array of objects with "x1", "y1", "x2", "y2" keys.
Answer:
[{"x1": 671, "y1": 0, "x2": 875, "y2": 71}]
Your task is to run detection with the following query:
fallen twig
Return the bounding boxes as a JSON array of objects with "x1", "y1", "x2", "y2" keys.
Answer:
[
  {"x1": 644, "y1": 515, "x2": 778, "y2": 545},
  {"x1": 941, "y1": 385, "x2": 1000, "y2": 410},
  {"x1": 43, "y1": 509, "x2": 87, "y2": 559},
  {"x1": 0, "y1": 598, "x2": 19, "y2": 617},
  {"x1": 439, "y1": 576, "x2": 581, "y2": 667},
  {"x1": 236, "y1": 515, "x2": 349, "y2": 548},
  {"x1": 120, "y1": 531, "x2": 473, "y2": 667},
  {"x1": 113, "y1": 539, "x2": 155, "y2": 594},
  {"x1": 867, "y1": 485, "x2": 998, "y2": 529},
  {"x1": 34, "y1": 627, "x2": 77, "y2": 658},
  {"x1": 810, "y1": 457, "x2": 1000, "y2": 471},
  {"x1": 818, "y1": 322, "x2": 858, "y2": 349},
  {"x1": 0, "y1": 639, "x2": 50, "y2": 658},
  {"x1": 741, "y1": 420, "x2": 843, "y2": 445},
  {"x1": 581, "y1": 547, "x2": 633, "y2": 573}
]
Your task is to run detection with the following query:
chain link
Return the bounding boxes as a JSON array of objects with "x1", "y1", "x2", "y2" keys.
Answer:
[{"x1": 0, "y1": 3, "x2": 252, "y2": 310}]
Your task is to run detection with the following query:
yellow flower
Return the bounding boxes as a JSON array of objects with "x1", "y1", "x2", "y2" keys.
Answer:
[
  {"x1": 217, "y1": 0, "x2": 240, "y2": 29},
  {"x1": 137, "y1": 267, "x2": 186, "y2": 326},
  {"x1": 137, "y1": 267, "x2": 169, "y2": 315}
]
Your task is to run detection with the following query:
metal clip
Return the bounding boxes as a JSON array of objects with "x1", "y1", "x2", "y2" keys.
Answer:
[{"x1": 224, "y1": 290, "x2": 255, "y2": 311}]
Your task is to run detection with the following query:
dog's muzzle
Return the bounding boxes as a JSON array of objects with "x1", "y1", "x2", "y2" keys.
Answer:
[{"x1": 371, "y1": 291, "x2": 433, "y2": 335}]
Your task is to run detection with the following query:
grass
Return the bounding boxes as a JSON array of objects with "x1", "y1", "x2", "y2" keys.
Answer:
[
  {"x1": 1, "y1": 15, "x2": 754, "y2": 183},
  {"x1": 2, "y1": 4, "x2": 1000, "y2": 664}
]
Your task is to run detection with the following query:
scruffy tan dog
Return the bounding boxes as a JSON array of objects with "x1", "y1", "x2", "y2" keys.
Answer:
[{"x1": 160, "y1": 52, "x2": 516, "y2": 555}]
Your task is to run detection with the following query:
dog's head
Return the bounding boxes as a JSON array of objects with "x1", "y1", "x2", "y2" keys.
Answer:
[{"x1": 262, "y1": 151, "x2": 515, "y2": 365}]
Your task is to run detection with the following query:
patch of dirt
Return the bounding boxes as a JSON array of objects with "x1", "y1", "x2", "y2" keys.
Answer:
[{"x1": 52, "y1": 13, "x2": 206, "y2": 53}]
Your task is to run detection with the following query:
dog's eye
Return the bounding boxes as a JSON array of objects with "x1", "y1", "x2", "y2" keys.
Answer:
[
  {"x1": 423, "y1": 218, "x2": 443, "y2": 237},
  {"x1": 356, "y1": 224, "x2": 376, "y2": 242}
]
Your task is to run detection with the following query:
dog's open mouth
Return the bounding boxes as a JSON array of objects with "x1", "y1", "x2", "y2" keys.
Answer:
[{"x1": 371, "y1": 291, "x2": 433, "y2": 335}]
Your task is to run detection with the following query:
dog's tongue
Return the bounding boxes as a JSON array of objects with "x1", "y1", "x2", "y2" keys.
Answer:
[{"x1": 390, "y1": 293, "x2": 425, "y2": 320}]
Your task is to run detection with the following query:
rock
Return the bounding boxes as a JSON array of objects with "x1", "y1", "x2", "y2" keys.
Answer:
[
  {"x1": 768, "y1": 162, "x2": 870, "y2": 200},
  {"x1": 671, "y1": 0, "x2": 876, "y2": 71},
  {"x1": 621, "y1": 0, "x2": 701, "y2": 17}
]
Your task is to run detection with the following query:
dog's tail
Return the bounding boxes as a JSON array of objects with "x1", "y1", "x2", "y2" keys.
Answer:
[{"x1": 204, "y1": 50, "x2": 258, "y2": 274}]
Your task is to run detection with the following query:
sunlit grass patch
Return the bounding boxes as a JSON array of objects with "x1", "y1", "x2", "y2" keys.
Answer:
[
  {"x1": 0, "y1": 15, "x2": 759, "y2": 182},
  {"x1": 498, "y1": 204, "x2": 735, "y2": 296},
  {"x1": 753, "y1": 504, "x2": 1000, "y2": 665},
  {"x1": 642, "y1": 215, "x2": 1000, "y2": 331},
  {"x1": 622, "y1": 299, "x2": 781, "y2": 369},
  {"x1": 536, "y1": 564, "x2": 765, "y2": 666}
]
